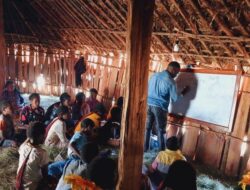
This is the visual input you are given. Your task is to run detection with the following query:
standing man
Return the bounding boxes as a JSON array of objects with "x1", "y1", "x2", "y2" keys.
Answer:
[{"x1": 144, "y1": 61, "x2": 188, "y2": 151}]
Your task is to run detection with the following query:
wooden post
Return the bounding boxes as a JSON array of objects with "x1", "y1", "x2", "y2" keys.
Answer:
[
  {"x1": 116, "y1": 1, "x2": 155, "y2": 190},
  {"x1": 0, "y1": 0, "x2": 6, "y2": 90}
]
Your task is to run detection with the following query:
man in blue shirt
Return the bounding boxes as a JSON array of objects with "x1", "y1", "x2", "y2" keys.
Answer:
[{"x1": 144, "y1": 61, "x2": 188, "y2": 151}]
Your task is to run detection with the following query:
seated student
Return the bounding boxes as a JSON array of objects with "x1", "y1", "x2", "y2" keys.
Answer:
[
  {"x1": 86, "y1": 157, "x2": 117, "y2": 190},
  {"x1": 18, "y1": 93, "x2": 45, "y2": 142},
  {"x1": 45, "y1": 106, "x2": 70, "y2": 148},
  {"x1": 145, "y1": 136, "x2": 186, "y2": 189},
  {"x1": 68, "y1": 118, "x2": 95, "y2": 158},
  {"x1": 20, "y1": 93, "x2": 45, "y2": 125},
  {"x1": 157, "y1": 160, "x2": 197, "y2": 190},
  {"x1": 1, "y1": 80, "x2": 24, "y2": 112},
  {"x1": 86, "y1": 88, "x2": 100, "y2": 112},
  {"x1": 16, "y1": 122, "x2": 49, "y2": 190},
  {"x1": 44, "y1": 92, "x2": 71, "y2": 125},
  {"x1": 56, "y1": 142, "x2": 99, "y2": 190},
  {"x1": 71, "y1": 92, "x2": 90, "y2": 122},
  {"x1": 107, "y1": 96, "x2": 123, "y2": 120},
  {"x1": 0, "y1": 100, "x2": 15, "y2": 147},
  {"x1": 74, "y1": 103, "x2": 106, "y2": 132},
  {"x1": 151, "y1": 137, "x2": 186, "y2": 174},
  {"x1": 47, "y1": 119, "x2": 95, "y2": 179},
  {"x1": 98, "y1": 107, "x2": 122, "y2": 146}
]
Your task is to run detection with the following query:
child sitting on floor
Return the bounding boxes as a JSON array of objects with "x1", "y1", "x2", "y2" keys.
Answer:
[
  {"x1": 16, "y1": 122, "x2": 49, "y2": 190},
  {"x1": 74, "y1": 103, "x2": 106, "y2": 132},
  {"x1": 72, "y1": 92, "x2": 90, "y2": 122},
  {"x1": 1, "y1": 80, "x2": 24, "y2": 112},
  {"x1": 98, "y1": 106, "x2": 122, "y2": 146},
  {"x1": 157, "y1": 160, "x2": 197, "y2": 190},
  {"x1": 18, "y1": 93, "x2": 45, "y2": 143},
  {"x1": 68, "y1": 118, "x2": 95, "y2": 158},
  {"x1": 20, "y1": 93, "x2": 45, "y2": 125},
  {"x1": 44, "y1": 92, "x2": 71, "y2": 125},
  {"x1": 107, "y1": 96, "x2": 123, "y2": 121},
  {"x1": 56, "y1": 142, "x2": 99, "y2": 190},
  {"x1": 86, "y1": 88, "x2": 100, "y2": 112},
  {"x1": 145, "y1": 136, "x2": 186, "y2": 189},
  {"x1": 86, "y1": 157, "x2": 117, "y2": 190},
  {"x1": 0, "y1": 100, "x2": 16, "y2": 147},
  {"x1": 45, "y1": 106, "x2": 70, "y2": 148},
  {"x1": 47, "y1": 118, "x2": 96, "y2": 179}
]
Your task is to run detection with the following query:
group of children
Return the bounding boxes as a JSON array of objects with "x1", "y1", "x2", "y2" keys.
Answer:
[{"x1": 0, "y1": 80, "x2": 197, "y2": 190}]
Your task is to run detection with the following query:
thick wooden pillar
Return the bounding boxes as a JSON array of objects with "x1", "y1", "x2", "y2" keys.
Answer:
[
  {"x1": 116, "y1": 1, "x2": 155, "y2": 190},
  {"x1": 0, "y1": 0, "x2": 6, "y2": 90}
]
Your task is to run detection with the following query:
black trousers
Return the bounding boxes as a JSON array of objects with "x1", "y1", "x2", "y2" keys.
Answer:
[{"x1": 144, "y1": 105, "x2": 167, "y2": 151}]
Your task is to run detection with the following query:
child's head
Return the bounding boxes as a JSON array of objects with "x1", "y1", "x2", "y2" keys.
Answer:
[
  {"x1": 166, "y1": 136, "x2": 179, "y2": 151},
  {"x1": 80, "y1": 142, "x2": 99, "y2": 164},
  {"x1": 110, "y1": 107, "x2": 122, "y2": 123},
  {"x1": 81, "y1": 118, "x2": 95, "y2": 132},
  {"x1": 56, "y1": 106, "x2": 70, "y2": 120},
  {"x1": 29, "y1": 93, "x2": 40, "y2": 109},
  {"x1": 87, "y1": 157, "x2": 116, "y2": 189},
  {"x1": 160, "y1": 160, "x2": 197, "y2": 190},
  {"x1": 90, "y1": 88, "x2": 98, "y2": 100},
  {"x1": 116, "y1": 96, "x2": 124, "y2": 108},
  {"x1": 75, "y1": 92, "x2": 85, "y2": 104},
  {"x1": 4, "y1": 80, "x2": 15, "y2": 92},
  {"x1": 60, "y1": 92, "x2": 71, "y2": 107},
  {"x1": 27, "y1": 122, "x2": 46, "y2": 145},
  {"x1": 93, "y1": 103, "x2": 106, "y2": 117},
  {"x1": 0, "y1": 100, "x2": 13, "y2": 116}
]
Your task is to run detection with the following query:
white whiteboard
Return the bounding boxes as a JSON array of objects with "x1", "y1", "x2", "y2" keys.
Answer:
[{"x1": 169, "y1": 71, "x2": 238, "y2": 129}]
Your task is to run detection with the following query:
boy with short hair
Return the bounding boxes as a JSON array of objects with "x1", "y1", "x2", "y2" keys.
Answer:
[
  {"x1": 44, "y1": 92, "x2": 71, "y2": 125},
  {"x1": 146, "y1": 136, "x2": 186, "y2": 189},
  {"x1": 56, "y1": 142, "x2": 99, "y2": 190},
  {"x1": 18, "y1": 93, "x2": 45, "y2": 143},
  {"x1": 20, "y1": 93, "x2": 45, "y2": 125},
  {"x1": 86, "y1": 88, "x2": 100, "y2": 112},
  {"x1": 17, "y1": 122, "x2": 49, "y2": 190},
  {"x1": 68, "y1": 118, "x2": 95, "y2": 158},
  {"x1": 47, "y1": 118, "x2": 96, "y2": 179},
  {"x1": 74, "y1": 103, "x2": 106, "y2": 132},
  {"x1": 0, "y1": 100, "x2": 15, "y2": 147}
]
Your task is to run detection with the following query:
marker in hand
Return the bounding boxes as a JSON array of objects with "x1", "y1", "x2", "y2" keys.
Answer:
[{"x1": 181, "y1": 85, "x2": 190, "y2": 96}]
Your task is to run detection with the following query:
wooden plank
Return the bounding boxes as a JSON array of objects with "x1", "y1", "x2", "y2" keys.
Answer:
[
  {"x1": 108, "y1": 68, "x2": 118, "y2": 98},
  {"x1": 8, "y1": 45, "x2": 16, "y2": 79},
  {"x1": 232, "y1": 77, "x2": 250, "y2": 138},
  {"x1": 196, "y1": 130, "x2": 225, "y2": 169},
  {"x1": 116, "y1": 0, "x2": 155, "y2": 189},
  {"x1": 225, "y1": 138, "x2": 242, "y2": 176},
  {"x1": 181, "y1": 125, "x2": 200, "y2": 159},
  {"x1": 17, "y1": 45, "x2": 23, "y2": 82},
  {"x1": 232, "y1": 93, "x2": 250, "y2": 138},
  {"x1": 0, "y1": 0, "x2": 6, "y2": 90}
]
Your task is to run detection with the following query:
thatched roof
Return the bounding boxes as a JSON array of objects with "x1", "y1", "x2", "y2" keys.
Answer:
[{"x1": 3, "y1": 0, "x2": 250, "y2": 69}]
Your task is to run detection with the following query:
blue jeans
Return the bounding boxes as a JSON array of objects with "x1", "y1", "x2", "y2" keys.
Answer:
[
  {"x1": 144, "y1": 105, "x2": 167, "y2": 151},
  {"x1": 48, "y1": 155, "x2": 78, "y2": 179}
]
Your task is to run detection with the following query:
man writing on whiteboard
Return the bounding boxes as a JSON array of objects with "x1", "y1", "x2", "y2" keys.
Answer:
[{"x1": 144, "y1": 61, "x2": 189, "y2": 152}]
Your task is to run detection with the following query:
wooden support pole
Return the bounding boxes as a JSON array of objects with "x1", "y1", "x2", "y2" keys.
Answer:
[
  {"x1": 116, "y1": 1, "x2": 155, "y2": 190},
  {"x1": 0, "y1": 0, "x2": 6, "y2": 90}
]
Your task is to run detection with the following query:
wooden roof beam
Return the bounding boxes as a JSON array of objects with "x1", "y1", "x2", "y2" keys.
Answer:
[
  {"x1": 169, "y1": 0, "x2": 223, "y2": 68},
  {"x1": 202, "y1": 0, "x2": 249, "y2": 58},
  {"x1": 158, "y1": 3, "x2": 209, "y2": 65},
  {"x1": 106, "y1": 0, "x2": 127, "y2": 23},
  {"x1": 220, "y1": 1, "x2": 249, "y2": 36},
  {"x1": 188, "y1": 0, "x2": 242, "y2": 67}
]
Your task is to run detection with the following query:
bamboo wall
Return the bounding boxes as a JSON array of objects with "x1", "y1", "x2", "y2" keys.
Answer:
[{"x1": 3, "y1": 43, "x2": 250, "y2": 177}]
